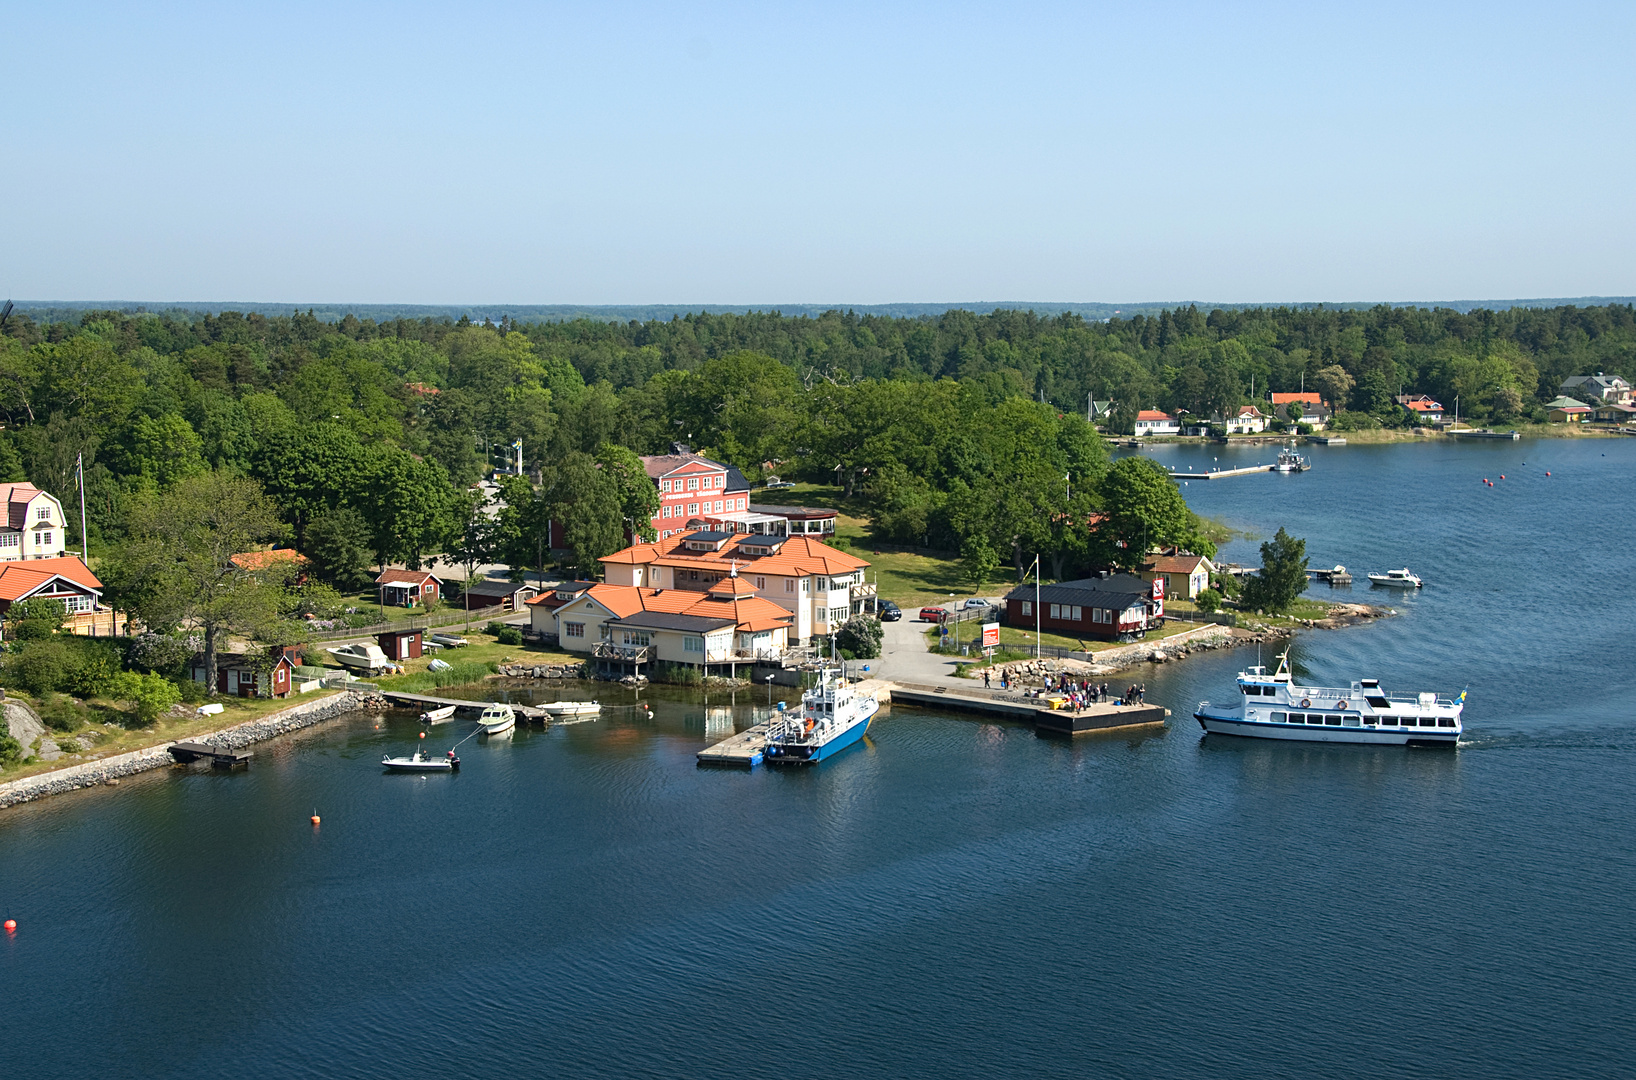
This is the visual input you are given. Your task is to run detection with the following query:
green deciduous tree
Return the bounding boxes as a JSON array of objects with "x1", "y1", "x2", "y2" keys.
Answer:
[
  {"x1": 304, "y1": 506, "x2": 376, "y2": 590},
  {"x1": 1092, "y1": 457, "x2": 1216, "y2": 571},
  {"x1": 597, "y1": 443, "x2": 662, "y2": 542},
  {"x1": 110, "y1": 670, "x2": 182, "y2": 724},
  {"x1": 1239, "y1": 527, "x2": 1308, "y2": 613}
]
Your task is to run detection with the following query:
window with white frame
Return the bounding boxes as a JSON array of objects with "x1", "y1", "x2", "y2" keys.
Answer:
[
  {"x1": 662, "y1": 505, "x2": 672, "y2": 518},
  {"x1": 35, "y1": 507, "x2": 51, "y2": 521},
  {"x1": 828, "y1": 606, "x2": 847, "y2": 625},
  {"x1": 0, "y1": 533, "x2": 18, "y2": 549},
  {"x1": 1070, "y1": 606, "x2": 1082, "y2": 620},
  {"x1": 754, "y1": 576, "x2": 765, "y2": 590},
  {"x1": 785, "y1": 579, "x2": 795, "y2": 593},
  {"x1": 62, "y1": 595, "x2": 91, "y2": 613},
  {"x1": 687, "y1": 477, "x2": 699, "y2": 491},
  {"x1": 684, "y1": 635, "x2": 704, "y2": 652},
  {"x1": 1049, "y1": 603, "x2": 1061, "y2": 618},
  {"x1": 621, "y1": 630, "x2": 652, "y2": 646},
  {"x1": 35, "y1": 531, "x2": 51, "y2": 548},
  {"x1": 1020, "y1": 600, "x2": 1031, "y2": 615},
  {"x1": 687, "y1": 503, "x2": 699, "y2": 515},
  {"x1": 564, "y1": 621, "x2": 585, "y2": 638}
]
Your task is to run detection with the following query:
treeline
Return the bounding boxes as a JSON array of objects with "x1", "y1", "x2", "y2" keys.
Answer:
[{"x1": 1, "y1": 302, "x2": 1631, "y2": 579}]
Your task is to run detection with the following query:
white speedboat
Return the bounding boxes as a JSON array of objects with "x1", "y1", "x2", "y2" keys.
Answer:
[
  {"x1": 477, "y1": 703, "x2": 516, "y2": 735},
  {"x1": 542, "y1": 700, "x2": 600, "y2": 717},
  {"x1": 763, "y1": 668, "x2": 879, "y2": 764},
  {"x1": 328, "y1": 642, "x2": 394, "y2": 674},
  {"x1": 382, "y1": 747, "x2": 460, "y2": 771},
  {"x1": 1367, "y1": 568, "x2": 1423, "y2": 588},
  {"x1": 1193, "y1": 652, "x2": 1463, "y2": 745},
  {"x1": 418, "y1": 705, "x2": 457, "y2": 724}
]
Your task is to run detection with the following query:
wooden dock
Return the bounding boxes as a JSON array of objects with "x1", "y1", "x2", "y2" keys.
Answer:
[
  {"x1": 1166, "y1": 464, "x2": 1274, "y2": 480},
  {"x1": 378, "y1": 690, "x2": 546, "y2": 721},
  {"x1": 888, "y1": 682, "x2": 1168, "y2": 735},
  {"x1": 696, "y1": 723, "x2": 769, "y2": 767},
  {"x1": 168, "y1": 741, "x2": 255, "y2": 768}
]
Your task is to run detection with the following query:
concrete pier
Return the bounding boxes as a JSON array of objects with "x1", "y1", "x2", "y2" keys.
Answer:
[
  {"x1": 887, "y1": 682, "x2": 1167, "y2": 735},
  {"x1": 1166, "y1": 464, "x2": 1274, "y2": 479},
  {"x1": 378, "y1": 690, "x2": 546, "y2": 721}
]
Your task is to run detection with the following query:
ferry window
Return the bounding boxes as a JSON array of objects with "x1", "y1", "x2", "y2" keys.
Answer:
[
  {"x1": 1324, "y1": 715, "x2": 1342, "y2": 726},
  {"x1": 1287, "y1": 713, "x2": 1304, "y2": 723},
  {"x1": 1271, "y1": 712, "x2": 1287, "y2": 722},
  {"x1": 1438, "y1": 718, "x2": 1456, "y2": 728},
  {"x1": 1421, "y1": 717, "x2": 1438, "y2": 727}
]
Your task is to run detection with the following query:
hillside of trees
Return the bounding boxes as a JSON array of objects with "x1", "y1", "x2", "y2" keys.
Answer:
[{"x1": 1, "y1": 302, "x2": 1629, "y2": 585}]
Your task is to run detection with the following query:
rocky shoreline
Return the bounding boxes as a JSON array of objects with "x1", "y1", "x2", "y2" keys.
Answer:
[{"x1": 0, "y1": 690, "x2": 382, "y2": 811}]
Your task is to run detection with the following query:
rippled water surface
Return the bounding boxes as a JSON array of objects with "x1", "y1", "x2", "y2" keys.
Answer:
[{"x1": 2, "y1": 438, "x2": 1633, "y2": 1079}]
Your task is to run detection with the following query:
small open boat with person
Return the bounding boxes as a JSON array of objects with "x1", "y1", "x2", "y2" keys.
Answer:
[
  {"x1": 477, "y1": 703, "x2": 516, "y2": 735},
  {"x1": 382, "y1": 747, "x2": 460, "y2": 772},
  {"x1": 1367, "y1": 568, "x2": 1423, "y2": 588},
  {"x1": 542, "y1": 700, "x2": 600, "y2": 717},
  {"x1": 418, "y1": 705, "x2": 458, "y2": 725}
]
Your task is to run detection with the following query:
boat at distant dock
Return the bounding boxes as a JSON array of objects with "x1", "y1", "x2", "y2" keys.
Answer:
[
  {"x1": 1367, "y1": 568, "x2": 1423, "y2": 588},
  {"x1": 477, "y1": 703, "x2": 516, "y2": 735},
  {"x1": 418, "y1": 705, "x2": 457, "y2": 724},
  {"x1": 763, "y1": 668, "x2": 878, "y2": 764},
  {"x1": 1273, "y1": 447, "x2": 1310, "y2": 472},
  {"x1": 1194, "y1": 652, "x2": 1463, "y2": 745},
  {"x1": 542, "y1": 700, "x2": 600, "y2": 717}
]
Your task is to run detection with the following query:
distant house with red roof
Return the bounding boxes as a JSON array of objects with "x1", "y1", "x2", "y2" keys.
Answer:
[
  {"x1": 1133, "y1": 410, "x2": 1179, "y2": 436},
  {"x1": 1545, "y1": 396, "x2": 1594, "y2": 423},
  {"x1": 0, "y1": 555, "x2": 124, "y2": 638},
  {"x1": 1143, "y1": 553, "x2": 1215, "y2": 599},
  {"x1": 230, "y1": 548, "x2": 308, "y2": 584},
  {"x1": 1395, "y1": 395, "x2": 1445, "y2": 423},
  {"x1": 376, "y1": 568, "x2": 442, "y2": 607},
  {"x1": 1268, "y1": 392, "x2": 1330, "y2": 428}
]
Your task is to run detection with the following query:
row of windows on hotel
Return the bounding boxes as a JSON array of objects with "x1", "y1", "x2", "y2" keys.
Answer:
[
  {"x1": 659, "y1": 475, "x2": 730, "y2": 493},
  {"x1": 0, "y1": 531, "x2": 52, "y2": 549},
  {"x1": 660, "y1": 497, "x2": 746, "y2": 519},
  {"x1": 1268, "y1": 711, "x2": 1456, "y2": 728},
  {"x1": 1018, "y1": 600, "x2": 1123, "y2": 624}
]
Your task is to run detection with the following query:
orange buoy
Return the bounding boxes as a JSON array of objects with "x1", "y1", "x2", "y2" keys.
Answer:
[
  {"x1": 311, "y1": 809, "x2": 321, "y2": 826},
  {"x1": 1546, "y1": 471, "x2": 1551, "y2": 476},
  {"x1": 1499, "y1": 475, "x2": 1505, "y2": 479},
  {"x1": 3, "y1": 919, "x2": 15, "y2": 931},
  {"x1": 419, "y1": 731, "x2": 426, "y2": 739}
]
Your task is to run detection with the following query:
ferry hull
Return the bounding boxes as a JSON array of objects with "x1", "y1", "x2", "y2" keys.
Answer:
[
  {"x1": 764, "y1": 702, "x2": 877, "y2": 765},
  {"x1": 1195, "y1": 709, "x2": 1458, "y2": 746}
]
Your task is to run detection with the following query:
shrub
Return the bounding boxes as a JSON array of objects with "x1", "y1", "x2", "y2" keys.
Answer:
[
  {"x1": 63, "y1": 639, "x2": 122, "y2": 698},
  {"x1": 7, "y1": 597, "x2": 66, "y2": 642},
  {"x1": 5, "y1": 638, "x2": 72, "y2": 695},
  {"x1": 484, "y1": 621, "x2": 508, "y2": 637},
  {"x1": 37, "y1": 692, "x2": 88, "y2": 733},
  {"x1": 494, "y1": 625, "x2": 523, "y2": 646},
  {"x1": 343, "y1": 613, "x2": 378, "y2": 629},
  {"x1": 126, "y1": 632, "x2": 194, "y2": 676},
  {"x1": 836, "y1": 615, "x2": 883, "y2": 659},
  {"x1": 110, "y1": 671, "x2": 182, "y2": 725},
  {"x1": 1196, "y1": 587, "x2": 1222, "y2": 614},
  {"x1": 0, "y1": 731, "x2": 21, "y2": 767},
  {"x1": 174, "y1": 675, "x2": 207, "y2": 703}
]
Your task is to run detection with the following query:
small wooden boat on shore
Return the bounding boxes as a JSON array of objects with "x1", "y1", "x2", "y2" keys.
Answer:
[
  {"x1": 542, "y1": 700, "x2": 600, "y2": 717},
  {"x1": 418, "y1": 705, "x2": 458, "y2": 724},
  {"x1": 477, "y1": 703, "x2": 516, "y2": 735},
  {"x1": 382, "y1": 748, "x2": 460, "y2": 772}
]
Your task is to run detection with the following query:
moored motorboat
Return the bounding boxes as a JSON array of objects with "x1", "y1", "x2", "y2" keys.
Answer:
[
  {"x1": 1367, "y1": 568, "x2": 1423, "y2": 588},
  {"x1": 1272, "y1": 447, "x2": 1310, "y2": 473},
  {"x1": 542, "y1": 700, "x2": 600, "y2": 717},
  {"x1": 382, "y1": 747, "x2": 460, "y2": 771},
  {"x1": 418, "y1": 705, "x2": 458, "y2": 724},
  {"x1": 477, "y1": 703, "x2": 516, "y2": 735},
  {"x1": 763, "y1": 668, "x2": 878, "y2": 764},
  {"x1": 1193, "y1": 652, "x2": 1463, "y2": 745}
]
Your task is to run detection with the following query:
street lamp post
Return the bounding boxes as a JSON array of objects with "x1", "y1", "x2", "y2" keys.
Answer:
[{"x1": 766, "y1": 673, "x2": 776, "y2": 706}]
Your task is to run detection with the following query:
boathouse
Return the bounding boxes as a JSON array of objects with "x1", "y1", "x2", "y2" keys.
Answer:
[{"x1": 377, "y1": 628, "x2": 422, "y2": 662}]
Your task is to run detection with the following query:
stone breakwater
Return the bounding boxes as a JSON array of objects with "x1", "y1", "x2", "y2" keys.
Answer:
[
  {"x1": 0, "y1": 690, "x2": 380, "y2": 811},
  {"x1": 497, "y1": 662, "x2": 588, "y2": 679}
]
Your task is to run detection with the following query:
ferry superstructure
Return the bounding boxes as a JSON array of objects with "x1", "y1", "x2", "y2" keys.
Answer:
[
  {"x1": 1193, "y1": 653, "x2": 1463, "y2": 745},
  {"x1": 762, "y1": 668, "x2": 878, "y2": 764}
]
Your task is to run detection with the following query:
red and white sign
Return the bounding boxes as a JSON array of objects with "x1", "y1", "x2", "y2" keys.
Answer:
[{"x1": 981, "y1": 622, "x2": 1000, "y2": 648}]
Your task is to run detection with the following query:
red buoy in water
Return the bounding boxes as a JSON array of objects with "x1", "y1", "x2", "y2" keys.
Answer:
[
  {"x1": 1546, "y1": 471, "x2": 1552, "y2": 476},
  {"x1": 419, "y1": 731, "x2": 426, "y2": 739},
  {"x1": 3, "y1": 919, "x2": 16, "y2": 932},
  {"x1": 1499, "y1": 475, "x2": 1505, "y2": 479}
]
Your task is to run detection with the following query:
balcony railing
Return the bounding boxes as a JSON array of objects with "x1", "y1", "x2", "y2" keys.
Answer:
[{"x1": 593, "y1": 642, "x2": 653, "y2": 663}]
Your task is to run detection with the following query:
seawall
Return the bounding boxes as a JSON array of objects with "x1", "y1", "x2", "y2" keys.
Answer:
[{"x1": 0, "y1": 691, "x2": 375, "y2": 811}]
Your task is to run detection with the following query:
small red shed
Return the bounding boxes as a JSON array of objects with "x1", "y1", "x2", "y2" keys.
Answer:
[{"x1": 378, "y1": 628, "x2": 423, "y2": 661}]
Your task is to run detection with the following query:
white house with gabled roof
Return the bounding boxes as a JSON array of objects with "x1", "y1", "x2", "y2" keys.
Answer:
[{"x1": 0, "y1": 483, "x2": 68, "y2": 561}]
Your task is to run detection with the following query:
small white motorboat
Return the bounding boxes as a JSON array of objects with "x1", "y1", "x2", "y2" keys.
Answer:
[
  {"x1": 477, "y1": 703, "x2": 516, "y2": 735},
  {"x1": 1367, "y1": 568, "x2": 1423, "y2": 588},
  {"x1": 382, "y1": 747, "x2": 460, "y2": 772},
  {"x1": 542, "y1": 700, "x2": 600, "y2": 717},
  {"x1": 418, "y1": 705, "x2": 458, "y2": 725},
  {"x1": 328, "y1": 642, "x2": 395, "y2": 675}
]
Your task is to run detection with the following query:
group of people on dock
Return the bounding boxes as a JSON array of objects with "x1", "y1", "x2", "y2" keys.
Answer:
[{"x1": 982, "y1": 664, "x2": 1146, "y2": 711}]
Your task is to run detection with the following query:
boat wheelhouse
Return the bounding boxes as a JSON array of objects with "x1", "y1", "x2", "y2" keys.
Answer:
[
  {"x1": 762, "y1": 668, "x2": 879, "y2": 764},
  {"x1": 1193, "y1": 652, "x2": 1463, "y2": 745}
]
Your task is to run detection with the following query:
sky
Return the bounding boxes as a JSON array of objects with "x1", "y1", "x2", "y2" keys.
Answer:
[{"x1": 3, "y1": 1, "x2": 1633, "y2": 306}]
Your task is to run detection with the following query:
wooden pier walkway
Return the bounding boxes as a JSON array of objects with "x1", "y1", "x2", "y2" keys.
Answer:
[
  {"x1": 378, "y1": 690, "x2": 547, "y2": 721},
  {"x1": 168, "y1": 741, "x2": 255, "y2": 768},
  {"x1": 1167, "y1": 464, "x2": 1274, "y2": 480}
]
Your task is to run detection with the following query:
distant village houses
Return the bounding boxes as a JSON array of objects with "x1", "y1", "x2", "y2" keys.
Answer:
[
  {"x1": 1559, "y1": 373, "x2": 1632, "y2": 405},
  {"x1": 1394, "y1": 394, "x2": 1445, "y2": 423},
  {"x1": 1268, "y1": 392, "x2": 1330, "y2": 429},
  {"x1": 1133, "y1": 410, "x2": 1179, "y2": 436}
]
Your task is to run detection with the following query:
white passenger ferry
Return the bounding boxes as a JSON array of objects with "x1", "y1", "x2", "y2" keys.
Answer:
[{"x1": 1194, "y1": 652, "x2": 1463, "y2": 745}]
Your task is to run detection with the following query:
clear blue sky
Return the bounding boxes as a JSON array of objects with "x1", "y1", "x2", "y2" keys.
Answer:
[{"x1": 5, "y1": 1, "x2": 1633, "y2": 305}]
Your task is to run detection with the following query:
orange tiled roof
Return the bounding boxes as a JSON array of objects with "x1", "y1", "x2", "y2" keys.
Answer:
[
  {"x1": 1135, "y1": 410, "x2": 1172, "y2": 421},
  {"x1": 1146, "y1": 554, "x2": 1209, "y2": 575},
  {"x1": 231, "y1": 549, "x2": 308, "y2": 572},
  {"x1": 1404, "y1": 400, "x2": 1444, "y2": 413},
  {"x1": 0, "y1": 556, "x2": 103, "y2": 603},
  {"x1": 573, "y1": 582, "x2": 794, "y2": 633},
  {"x1": 1270, "y1": 392, "x2": 1323, "y2": 405},
  {"x1": 602, "y1": 530, "x2": 867, "y2": 578}
]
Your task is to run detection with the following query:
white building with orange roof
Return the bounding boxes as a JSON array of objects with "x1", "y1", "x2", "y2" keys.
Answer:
[
  {"x1": 596, "y1": 528, "x2": 872, "y2": 645},
  {"x1": 540, "y1": 570, "x2": 797, "y2": 677},
  {"x1": 0, "y1": 483, "x2": 70, "y2": 561},
  {"x1": 0, "y1": 555, "x2": 125, "y2": 638}
]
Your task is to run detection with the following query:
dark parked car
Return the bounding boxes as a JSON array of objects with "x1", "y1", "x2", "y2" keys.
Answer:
[{"x1": 876, "y1": 600, "x2": 902, "y2": 621}]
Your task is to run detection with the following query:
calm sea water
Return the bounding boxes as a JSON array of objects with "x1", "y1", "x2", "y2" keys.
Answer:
[{"x1": 2, "y1": 438, "x2": 1633, "y2": 1080}]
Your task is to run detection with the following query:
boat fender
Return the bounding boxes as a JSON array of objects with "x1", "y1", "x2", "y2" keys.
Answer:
[{"x1": 1300, "y1": 698, "x2": 1310, "y2": 708}]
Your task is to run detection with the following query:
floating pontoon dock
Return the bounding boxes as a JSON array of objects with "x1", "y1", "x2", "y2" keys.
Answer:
[
  {"x1": 168, "y1": 741, "x2": 255, "y2": 768},
  {"x1": 379, "y1": 690, "x2": 546, "y2": 721},
  {"x1": 1166, "y1": 465, "x2": 1274, "y2": 479}
]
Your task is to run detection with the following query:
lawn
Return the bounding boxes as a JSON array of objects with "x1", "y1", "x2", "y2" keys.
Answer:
[
  {"x1": 368, "y1": 627, "x2": 581, "y2": 692},
  {"x1": 0, "y1": 689, "x2": 350, "y2": 785},
  {"x1": 831, "y1": 515, "x2": 987, "y2": 607}
]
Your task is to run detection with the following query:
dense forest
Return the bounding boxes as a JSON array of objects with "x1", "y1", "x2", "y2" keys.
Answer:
[{"x1": 1, "y1": 302, "x2": 1630, "y2": 584}]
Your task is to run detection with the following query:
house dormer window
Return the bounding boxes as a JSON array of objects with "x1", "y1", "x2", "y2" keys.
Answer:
[{"x1": 35, "y1": 507, "x2": 51, "y2": 521}]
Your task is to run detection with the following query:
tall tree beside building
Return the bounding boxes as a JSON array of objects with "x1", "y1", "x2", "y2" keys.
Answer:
[
  {"x1": 596, "y1": 443, "x2": 661, "y2": 543},
  {"x1": 104, "y1": 472, "x2": 288, "y2": 691},
  {"x1": 1091, "y1": 457, "x2": 1216, "y2": 571}
]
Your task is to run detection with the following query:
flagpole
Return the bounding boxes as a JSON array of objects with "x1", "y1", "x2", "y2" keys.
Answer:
[
  {"x1": 1033, "y1": 554, "x2": 1041, "y2": 659},
  {"x1": 77, "y1": 452, "x2": 87, "y2": 559}
]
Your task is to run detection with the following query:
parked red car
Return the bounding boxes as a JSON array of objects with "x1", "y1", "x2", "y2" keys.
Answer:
[{"x1": 919, "y1": 606, "x2": 949, "y2": 622}]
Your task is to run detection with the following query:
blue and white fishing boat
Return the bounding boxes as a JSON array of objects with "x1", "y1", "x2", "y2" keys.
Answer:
[
  {"x1": 1194, "y1": 651, "x2": 1464, "y2": 746},
  {"x1": 762, "y1": 668, "x2": 879, "y2": 764}
]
